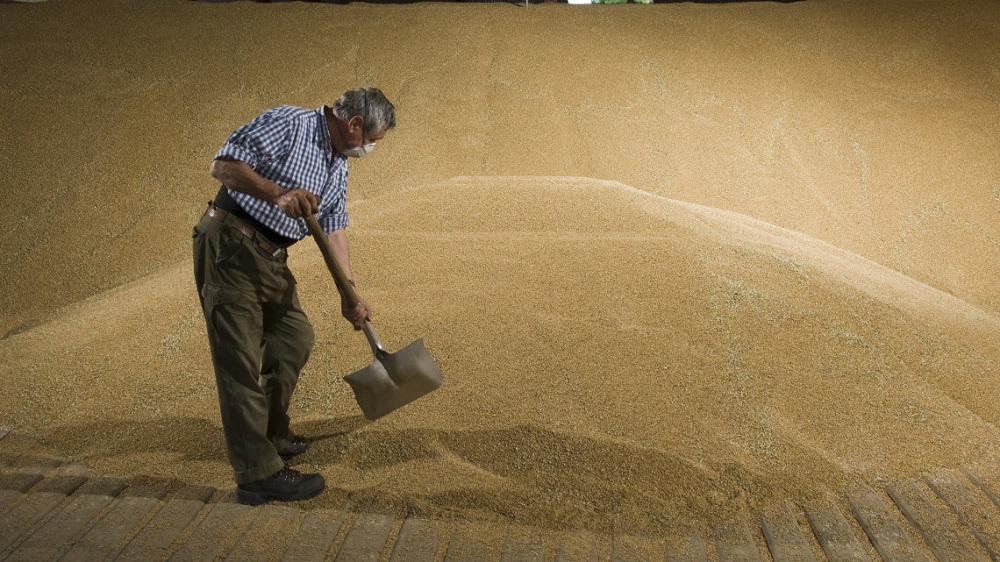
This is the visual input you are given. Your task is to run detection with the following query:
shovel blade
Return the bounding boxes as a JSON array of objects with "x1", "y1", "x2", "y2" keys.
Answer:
[{"x1": 343, "y1": 338, "x2": 443, "y2": 420}]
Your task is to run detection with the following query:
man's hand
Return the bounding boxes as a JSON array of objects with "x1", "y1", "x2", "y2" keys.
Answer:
[
  {"x1": 274, "y1": 188, "x2": 319, "y2": 219},
  {"x1": 342, "y1": 296, "x2": 372, "y2": 331}
]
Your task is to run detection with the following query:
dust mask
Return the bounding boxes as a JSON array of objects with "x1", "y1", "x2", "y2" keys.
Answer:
[{"x1": 344, "y1": 142, "x2": 376, "y2": 158}]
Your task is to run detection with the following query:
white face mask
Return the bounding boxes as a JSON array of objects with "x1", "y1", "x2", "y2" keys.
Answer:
[{"x1": 343, "y1": 142, "x2": 376, "y2": 158}]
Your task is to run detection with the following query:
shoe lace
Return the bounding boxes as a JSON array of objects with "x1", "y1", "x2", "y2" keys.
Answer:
[{"x1": 275, "y1": 466, "x2": 301, "y2": 482}]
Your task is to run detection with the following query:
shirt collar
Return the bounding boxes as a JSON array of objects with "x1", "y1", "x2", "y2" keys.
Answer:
[
  {"x1": 318, "y1": 106, "x2": 348, "y2": 164},
  {"x1": 317, "y1": 106, "x2": 336, "y2": 157}
]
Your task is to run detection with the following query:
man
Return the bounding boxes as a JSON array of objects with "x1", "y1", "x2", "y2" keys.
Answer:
[{"x1": 193, "y1": 87, "x2": 395, "y2": 505}]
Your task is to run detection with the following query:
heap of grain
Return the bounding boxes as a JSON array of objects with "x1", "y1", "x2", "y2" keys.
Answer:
[{"x1": 1, "y1": 0, "x2": 998, "y2": 540}]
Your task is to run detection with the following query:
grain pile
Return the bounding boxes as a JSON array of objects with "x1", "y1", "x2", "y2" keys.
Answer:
[{"x1": 2, "y1": 0, "x2": 999, "y2": 540}]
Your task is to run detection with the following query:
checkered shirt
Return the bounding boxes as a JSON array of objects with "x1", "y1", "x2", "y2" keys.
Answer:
[{"x1": 213, "y1": 105, "x2": 349, "y2": 239}]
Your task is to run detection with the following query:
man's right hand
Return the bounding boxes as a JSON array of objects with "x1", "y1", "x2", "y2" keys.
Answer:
[{"x1": 274, "y1": 188, "x2": 319, "y2": 219}]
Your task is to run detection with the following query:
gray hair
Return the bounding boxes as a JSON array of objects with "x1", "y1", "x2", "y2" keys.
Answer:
[{"x1": 333, "y1": 87, "x2": 396, "y2": 137}]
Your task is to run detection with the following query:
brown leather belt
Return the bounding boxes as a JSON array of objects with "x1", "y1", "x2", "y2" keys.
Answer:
[{"x1": 204, "y1": 205, "x2": 287, "y2": 260}]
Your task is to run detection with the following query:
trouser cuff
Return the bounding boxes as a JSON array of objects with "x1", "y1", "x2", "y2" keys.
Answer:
[{"x1": 233, "y1": 456, "x2": 286, "y2": 485}]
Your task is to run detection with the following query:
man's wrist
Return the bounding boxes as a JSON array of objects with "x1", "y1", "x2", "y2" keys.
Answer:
[{"x1": 271, "y1": 186, "x2": 290, "y2": 205}]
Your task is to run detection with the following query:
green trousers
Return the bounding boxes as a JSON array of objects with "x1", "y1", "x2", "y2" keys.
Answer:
[{"x1": 192, "y1": 210, "x2": 314, "y2": 485}]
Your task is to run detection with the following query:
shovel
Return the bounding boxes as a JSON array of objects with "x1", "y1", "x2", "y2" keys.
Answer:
[{"x1": 305, "y1": 215, "x2": 443, "y2": 420}]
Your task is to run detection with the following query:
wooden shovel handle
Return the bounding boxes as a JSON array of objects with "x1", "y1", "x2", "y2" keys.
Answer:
[{"x1": 305, "y1": 215, "x2": 360, "y2": 308}]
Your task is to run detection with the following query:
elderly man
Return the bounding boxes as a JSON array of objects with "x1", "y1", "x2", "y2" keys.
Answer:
[{"x1": 193, "y1": 88, "x2": 395, "y2": 505}]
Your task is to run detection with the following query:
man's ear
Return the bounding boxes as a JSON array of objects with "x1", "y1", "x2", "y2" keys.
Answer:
[{"x1": 347, "y1": 115, "x2": 364, "y2": 132}]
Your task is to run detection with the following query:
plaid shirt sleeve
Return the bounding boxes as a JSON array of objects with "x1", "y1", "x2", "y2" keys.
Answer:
[
  {"x1": 212, "y1": 106, "x2": 350, "y2": 239},
  {"x1": 214, "y1": 111, "x2": 292, "y2": 168},
  {"x1": 319, "y1": 209, "x2": 349, "y2": 233},
  {"x1": 316, "y1": 159, "x2": 349, "y2": 233}
]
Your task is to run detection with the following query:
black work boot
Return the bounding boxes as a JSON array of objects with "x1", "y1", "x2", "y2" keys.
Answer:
[
  {"x1": 236, "y1": 465, "x2": 325, "y2": 505},
  {"x1": 277, "y1": 435, "x2": 311, "y2": 459}
]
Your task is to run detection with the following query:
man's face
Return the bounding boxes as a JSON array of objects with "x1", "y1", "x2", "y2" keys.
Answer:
[
  {"x1": 347, "y1": 116, "x2": 387, "y2": 148},
  {"x1": 341, "y1": 117, "x2": 387, "y2": 159}
]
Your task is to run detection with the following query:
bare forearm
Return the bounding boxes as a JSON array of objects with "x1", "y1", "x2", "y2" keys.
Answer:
[
  {"x1": 327, "y1": 228, "x2": 354, "y2": 286},
  {"x1": 209, "y1": 158, "x2": 286, "y2": 204},
  {"x1": 329, "y1": 227, "x2": 370, "y2": 329},
  {"x1": 210, "y1": 158, "x2": 317, "y2": 218}
]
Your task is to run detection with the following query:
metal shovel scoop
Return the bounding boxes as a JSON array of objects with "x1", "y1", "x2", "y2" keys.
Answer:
[{"x1": 306, "y1": 215, "x2": 443, "y2": 420}]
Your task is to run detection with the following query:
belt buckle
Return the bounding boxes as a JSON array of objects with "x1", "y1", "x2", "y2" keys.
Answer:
[{"x1": 250, "y1": 233, "x2": 281, "y2": 259}]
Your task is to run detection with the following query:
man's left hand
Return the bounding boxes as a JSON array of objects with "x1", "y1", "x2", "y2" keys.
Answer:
[{"x1": 342, "y1": 296, "x2": 372, "y2": 331}]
